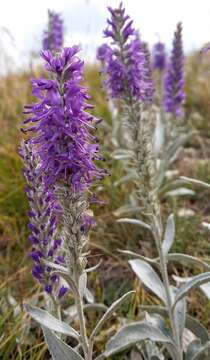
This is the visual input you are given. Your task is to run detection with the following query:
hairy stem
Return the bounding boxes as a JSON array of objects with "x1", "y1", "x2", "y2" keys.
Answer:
[
  {"x1": 152, "y1": 217, "x2": 182, "y2": 360},
  {"x1": 74, "y1": 265, "x2": 92, "y2": 360}
]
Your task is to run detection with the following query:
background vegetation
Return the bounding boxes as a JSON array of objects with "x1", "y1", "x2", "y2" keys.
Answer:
[{"x1": 1, "y1": 52, "x2": 210, "y2": 359}]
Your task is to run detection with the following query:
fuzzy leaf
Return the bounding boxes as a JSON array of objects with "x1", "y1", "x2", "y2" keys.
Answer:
[
  {"x1": 140, "y1": 305, "x2": 209, "y2": 344},
  {"x1": 173, "y1": 272, "x2": 210, "y2": 308},
  {"x1": 84, "y1": 288, "x2": 94, "y2": 304},
  {"x1": 90, "y1": 291, "x2": 134, "y2": 339},
  {"x1": 79, "y1": 272, "x2": 87, "y2": 298},
  {"x1": 174, "y1": 296, "x2": 186, "y2": 341},
  {"x1": 113, "y1": 205, "x2": 141, "y2": 217},
  {"x1": 191, "y1": 341, "x2": 210, "y2": 360},
  {"x1": 180, "y1": 176, "x2": 210, "y2": 189},
  {"x1": 167, "y1": 253, "x2": 210, "y2": 271},
  {"x1": 42, "y1": 326, "x2": 83, "y2": 360},
  {"x1": 129, "y1": 259, "x2": 166, "y2": 303},
  {"x1": 162, "y1": 214, "x2": 175, "y2": 255},
  {"x1": 118, "y1": 249, "x2": 157, "y2": 265},
  {"x1": 186, "y1": 339, "x2": 202, "y2": 360},
  {"x1": 117, "y1": 218, "x2": 151, "y2": 230},
  {"x1": 104, "y1": 321, "x2": 176, "y2": 358},
  {"x1": 165, "y1": 188, "x2": 195, "y2": 197},
  {"x1": 25, "y1": 304, "x2": 79, "y2": 339}
]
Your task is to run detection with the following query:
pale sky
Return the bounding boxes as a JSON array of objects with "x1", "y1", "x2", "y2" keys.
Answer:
[{"x1": 0, "y1": 0, "x2": 210, "y2": 68}]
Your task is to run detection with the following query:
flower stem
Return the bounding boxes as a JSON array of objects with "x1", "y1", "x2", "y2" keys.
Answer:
[
  {"x1": 152, "y1": 217, "x2": 182, "y2": 360},
  {"x1": 74, "y1": 265, "x2": 92, "y2": 360}
]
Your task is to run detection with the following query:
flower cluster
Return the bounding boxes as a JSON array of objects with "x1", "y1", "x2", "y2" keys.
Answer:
[
  {"x1": 153, "y1": 42, "x2": 166, "y2": 72},
  {"x1": 20, "y1": 141, "x2": 68, "y2": 297},
  {"x1": 22, "y1": 47, "x2": 106, "y2": 194},
  {"x1": 43, "y1": 10, "x2": 64, "y2": 51},
  {"x1": 102, "y1": 3, "x2": 154, "y2": 104},
  {"x1": 164, "y1": 23, "x2": 185, "y2": 117}
]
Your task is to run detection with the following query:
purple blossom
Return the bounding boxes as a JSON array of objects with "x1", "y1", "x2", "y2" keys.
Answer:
[
  {"x1": 96, "y1": 44, "x2": 112, "y2": 63},
  {"x1": 153, "y1": 42, "x2": 166, "y2": 72},
  {"x1": 164, "y1": 23, "x2": 185, "y2": 117},
  {"x1": 43, "y1": 10, "x2": 64, "y2": 51},
  {"x1": 19, "y1": 142, "x2": 67, "y2": 297},
  {"x1": 81, "y1": 212, "x2": 96, "y2": 235},
  {"x1": 22, "y1": 47, "x2": 106, "y2": 194},
  {"x1": 101, "y1": 2, "x2": 154, "y2": 104}
]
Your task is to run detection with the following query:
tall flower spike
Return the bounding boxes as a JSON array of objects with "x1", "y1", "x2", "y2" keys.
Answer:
[
  {"x1": 22, "y1": 46, "x2": 109, "y2": 360},
  {"x1": 102, "y1": 3, "x2": 154, "y2": 104},
  {"x1": 22, "y1": 47, "x2": 106, "y2": 193},
  {"x1": 164, "y1": 22, "x2": 185, "y2": 117},
  {"x1": 43, "y1": 10, "x2": 64, "y2": 51},
  {"x1": 19, "y1": 141, "x2": 68, "y2": 297},
  {"x1": 153, "y1": 42, "x2": 166, "y2": 72},
  {"x1": 102, "y1": 4, "x2": 158, "y2": 222}
]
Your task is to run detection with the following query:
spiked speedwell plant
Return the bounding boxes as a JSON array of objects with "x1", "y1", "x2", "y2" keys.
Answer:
[
  {"x1": 20, "y1": 47, "x2": 134, "y2": 360},
  {"x1": 97, "y1": 3, "x2": 210, "y2": 360}
]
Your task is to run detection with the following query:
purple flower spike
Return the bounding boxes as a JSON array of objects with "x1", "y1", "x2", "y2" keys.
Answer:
[
  {"x1": 164, "y1": 23, "x2": 185, "y2": 117},
  {"x1": 153, "y1": 42, "x2": 166, "y2": 72},
  {"x1": 20, "y1": 142, "x2": 66, "y2": 296},
  {"x1": 22, "y1": 47, "x2": 107, "y2": 194},
  {"x1": 43, "y1": 10, "x2": 64, "y2": 51},
  {"x1": 101, "y1": 3, "x2": 154, "y2": 104}
]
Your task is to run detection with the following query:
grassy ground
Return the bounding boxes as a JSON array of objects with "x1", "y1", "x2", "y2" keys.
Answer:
[{"x1": 1, "y1": 54, "x2": 210, "y2": 359}]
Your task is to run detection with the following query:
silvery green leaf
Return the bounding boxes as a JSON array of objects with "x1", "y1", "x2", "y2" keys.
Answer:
[
  {"x1": 199, "y1": 282, "x2": 210, "y2": 300},
  {"x1": 173, "y1": 272, "x2": 210, "y2": 308},
  {"x1": 118, "y1": 249, "x2": 158, "y2": 266},
  {"x1": 186, "y1": 339, "x2": 202, "y2": 360},
  {"x1": 140, "y1": 306, "x2": 210, "y2": 343},
  {"x1": 167, "y1": 253, "x2": 210, "y2": 271},
  {"x1": 173, "y1": 295, "x2": 186, "y2": 341},
  {"x1": 182, "y1": 328, "x2": 197, "y2": 352},
  {"x1": 190, "y1": 341, "x2": 210, "y2": 359},
  {"x1": 90, "y1": 291, "x2": 134, "y2": 339},
  {"x1": 144, "y1": 340, "x2": 165, "y2": 360},
  {"x1": 84, "y1": 288, "x2": 94, "y2": 304},
  {"x1": 129, "y1": 259, "x2": 166, "y2": 304},
  {"x1": 25, "y1": 304, "x2": 79, "y2": 340},
  {"x1": 42, "y1": 326, "x2": 83, "y2": 360},
  {"x1": 162, "y1": 214, "x2": 175, "y2": 255},
  {"x1": 103, "y1": 321, "x2": 176, "y2": 358},
  {"x1": 117, "y1": 218, "x2": 151, "y2": 230},
  {"x1": 180, "y1": 176, "x2": 210, "y2": 189},
  {"x1": 144, "y1": 313, "x2": 171, "y2": 338},
  {"x1": 165, "y1": 187, "x2": 195, "y2": 197},
  {"x1": 113, "y1": 205, "x2": 141, "y2": 217},
  {"x1": 86, "y1": 260, "x2": 102, "y2": 273},
  {"x1": 186, "y1": 316, "x2": 210, "y2": 344},
  {"x1": 79, "y1": 272, "x2": 87, "y2": 298},
  {"x1": 173, "y1": 274, "x2": 210, "y2": 300}
]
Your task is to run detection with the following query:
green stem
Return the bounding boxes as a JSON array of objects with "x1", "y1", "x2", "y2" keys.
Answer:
[
  {"x1": 152, "y1": 218, "x2": 182, "y2": 360},
  {"x1": 74, "y1": 266, "x2": 92, "y2": 360}
]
